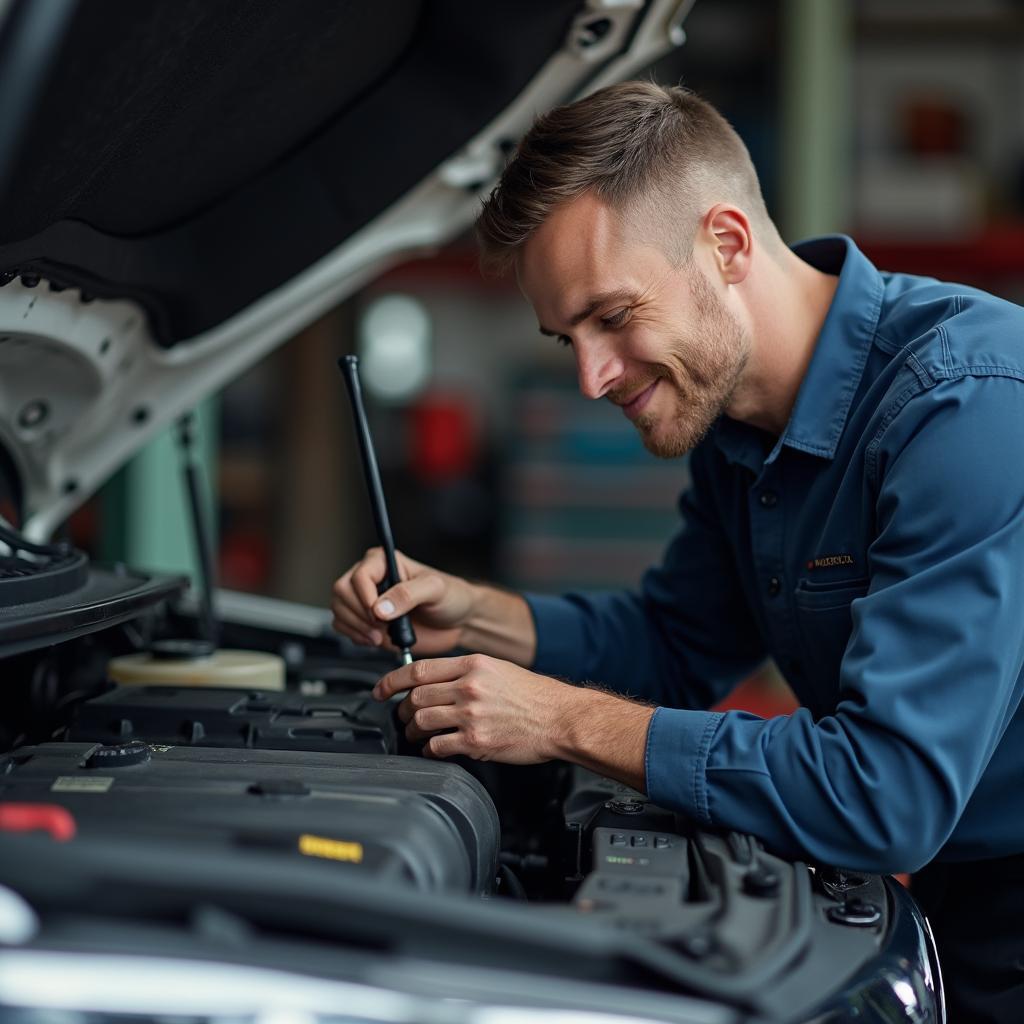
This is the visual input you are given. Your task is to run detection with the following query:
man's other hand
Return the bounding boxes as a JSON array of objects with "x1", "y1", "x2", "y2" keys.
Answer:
[
  {"x1": 373, "y1": 654, "x2": 656, "y2": 792},
  {"x1": 374, "y1": 653, "x2": 571, "y2": 763}
]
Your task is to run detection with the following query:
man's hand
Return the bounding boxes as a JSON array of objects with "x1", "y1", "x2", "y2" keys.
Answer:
[
  {"x1": 373, "y1": 653, "x2": 656, "y2": 791},
  {"x1": 331, "y1": 548, "x2": 477, "y2": 656},
  {"x1": 375, "y1": 654, "x2": 570, "y2": 763},
  {"x1": 331, "y1": 549, "x2": 537, "y2": 664}
]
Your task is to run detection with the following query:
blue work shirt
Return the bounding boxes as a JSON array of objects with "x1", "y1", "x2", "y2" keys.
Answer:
[{"x1": 526, "y1": 235, "x2": 1024, "y2": 874}]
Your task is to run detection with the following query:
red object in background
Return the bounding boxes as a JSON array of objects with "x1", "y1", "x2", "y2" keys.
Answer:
[
  {"x1": 861, "y1": 224, "x2": 1024, "y2": 285},
  {"x1": 904, "y1": 96, "x2": 967, "y2": 156},
  {"x1": 713, "y1": 671, "x2": 799, "y2": 719},
  {"x1": 409, "y1": 394, "x2": 480, "y2": 483},
  {"x1": 0, "y1": 803, "x2": 76, "y2": 841},
  {"x1": 0, "y1": 497, "x2": 18, "y2": 530},
  {"x1": 218, "y1": 529, "x2": 271, "y2": 592},
  {"x1": 68, "y1": 498, "x2": 98, "y2": 552}
]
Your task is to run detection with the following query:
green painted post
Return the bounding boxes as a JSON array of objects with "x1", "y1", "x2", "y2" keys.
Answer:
[
  {"x1": 101, "y1": 398, "x2": 218, "y2": 584},
  {"x1": 780, "y1": 0, "x2": 853, "y2": 242}
]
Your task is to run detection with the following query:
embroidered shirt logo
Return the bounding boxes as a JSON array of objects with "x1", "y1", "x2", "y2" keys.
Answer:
[{"x1": 806, "y1": 553, "x2": 855, "y2": 570}]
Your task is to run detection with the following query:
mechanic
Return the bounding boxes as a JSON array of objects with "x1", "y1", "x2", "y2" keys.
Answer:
[{"x1": 331, "y1": 82, "x2": 1024, "y2": 1021}]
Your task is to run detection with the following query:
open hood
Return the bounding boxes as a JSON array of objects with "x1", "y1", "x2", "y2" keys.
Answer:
[{"x1": 0, "y1": 0, "x2": 693, "y2": 542}]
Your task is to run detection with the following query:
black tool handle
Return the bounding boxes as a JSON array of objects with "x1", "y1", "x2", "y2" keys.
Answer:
[{"x1": 338, "y1": 356, "x2": 417, "y2": 654}]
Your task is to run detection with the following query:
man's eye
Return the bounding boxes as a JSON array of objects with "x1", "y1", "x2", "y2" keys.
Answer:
[
  {"x1": 556, "y1": 334, "x2": 572, "y2": 348},
  {"x1": 602, "y1": 308, "x2": 630, "y2": 328}
]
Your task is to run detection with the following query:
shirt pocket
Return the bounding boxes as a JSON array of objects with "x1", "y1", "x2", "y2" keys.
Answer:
[{"x1": 792, "y1": 578, "x2": 870, "y2": 706}]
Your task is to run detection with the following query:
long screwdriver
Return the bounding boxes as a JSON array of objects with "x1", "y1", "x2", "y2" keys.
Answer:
[{"x1": 338, "y1": 355, "x2": 417, "y2": 666}]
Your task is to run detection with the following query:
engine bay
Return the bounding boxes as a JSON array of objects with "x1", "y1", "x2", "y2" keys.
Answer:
[{"x1": 0, "y1": 575, "x2": 940, "y2": 1023}]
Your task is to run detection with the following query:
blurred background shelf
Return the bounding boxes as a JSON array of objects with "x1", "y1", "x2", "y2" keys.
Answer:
[{"x1": 499, "y1": 375, "x2": 687, "y2": 594}]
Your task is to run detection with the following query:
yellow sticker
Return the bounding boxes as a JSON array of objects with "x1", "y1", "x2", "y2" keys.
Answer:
[{"x1": 297, "y1": 834, "x2": 363, "y2": 863}]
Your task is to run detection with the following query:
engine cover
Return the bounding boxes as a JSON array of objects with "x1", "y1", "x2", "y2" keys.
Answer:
[{"x1": 0, "y1": 742, "x2": 499, "y2": 896}]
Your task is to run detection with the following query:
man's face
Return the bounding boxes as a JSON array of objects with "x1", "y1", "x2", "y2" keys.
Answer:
[{"x1": 517, "y1": 193, "x2": 750, "y2": 458}]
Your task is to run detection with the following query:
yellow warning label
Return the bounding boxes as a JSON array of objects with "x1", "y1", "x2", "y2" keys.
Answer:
[{"x1": 297, "y1": 834, "x2": 363, "y2": 863}]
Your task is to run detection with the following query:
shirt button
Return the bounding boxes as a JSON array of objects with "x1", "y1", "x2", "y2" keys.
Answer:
[
  {"x1": 767, "y1": 576, "x2": 781, "y2": 597},
  {"x1": 759, "y1": 491, "x2": 778, "y2": 508}
]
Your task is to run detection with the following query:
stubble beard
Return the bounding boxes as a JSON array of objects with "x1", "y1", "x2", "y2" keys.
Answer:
[{"x1": 633, "y1": 268, "x2": 750, "y2": 459}]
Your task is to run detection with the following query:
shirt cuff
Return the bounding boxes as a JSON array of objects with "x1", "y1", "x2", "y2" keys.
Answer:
[
  {"x1": 522, "y1": 592, "x2": 587, "y2": 676},
  {"x1": 644, "y1": 706, "x2": 724, "y2": 824}
]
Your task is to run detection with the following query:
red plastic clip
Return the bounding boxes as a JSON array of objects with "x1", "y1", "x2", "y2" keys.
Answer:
[{"x1": 0, "y1": 803, "x2": 76, "y2": 841}]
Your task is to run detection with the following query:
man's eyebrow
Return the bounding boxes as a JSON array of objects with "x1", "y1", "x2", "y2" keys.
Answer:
[{"x1": 538, "y1": 289, "x2": 636, "y2": 337}]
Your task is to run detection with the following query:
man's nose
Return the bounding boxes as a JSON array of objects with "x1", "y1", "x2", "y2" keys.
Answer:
[{"x1": 575, "y1": 340, "x2": 625, "y2": 400}]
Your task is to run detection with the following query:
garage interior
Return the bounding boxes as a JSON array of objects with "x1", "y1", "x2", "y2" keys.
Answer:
[
  {"x1": 3, "y1": 1, "x2": 1023, "y2": 1021},
  {"x1": 79, "y1": 0, "x2": 1024, "y2": 718}
]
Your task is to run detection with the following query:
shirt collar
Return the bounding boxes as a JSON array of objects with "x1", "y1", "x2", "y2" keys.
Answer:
[{"x1": 713, "y1": 234, "x2": 885, "y2": 471}]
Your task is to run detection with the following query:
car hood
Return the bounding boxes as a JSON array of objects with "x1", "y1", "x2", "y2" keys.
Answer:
[{"x1": 0, "y1": 0, "x2": 693, "y2": 541}]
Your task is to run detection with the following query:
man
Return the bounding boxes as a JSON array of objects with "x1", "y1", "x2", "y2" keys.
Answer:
[{"x1": 331, "y1": 82, "x2": 1024, "y2": 1020}]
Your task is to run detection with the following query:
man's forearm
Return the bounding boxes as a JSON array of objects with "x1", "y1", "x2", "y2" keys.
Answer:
[
  {"x1": 552, "y1": 686, "x2": 656, "y2": 794},
  {"x1": 458, "y1": 584, "x2": 537, "y2": 666}
]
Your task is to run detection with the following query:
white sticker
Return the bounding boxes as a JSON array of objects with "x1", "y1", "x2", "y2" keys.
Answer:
[{"x1": 51, "y1": 776, "x2": 113, "y2": 793}]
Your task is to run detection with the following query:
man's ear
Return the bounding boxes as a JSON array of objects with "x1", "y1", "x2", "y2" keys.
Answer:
[{"x1": 701, "y1": 205, "x2": 752, "y2": 285}]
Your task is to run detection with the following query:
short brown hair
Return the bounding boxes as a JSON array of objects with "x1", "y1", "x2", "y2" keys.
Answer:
[{"x1": 475, "y1": 81, "x2": 775, "y2": 275}]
